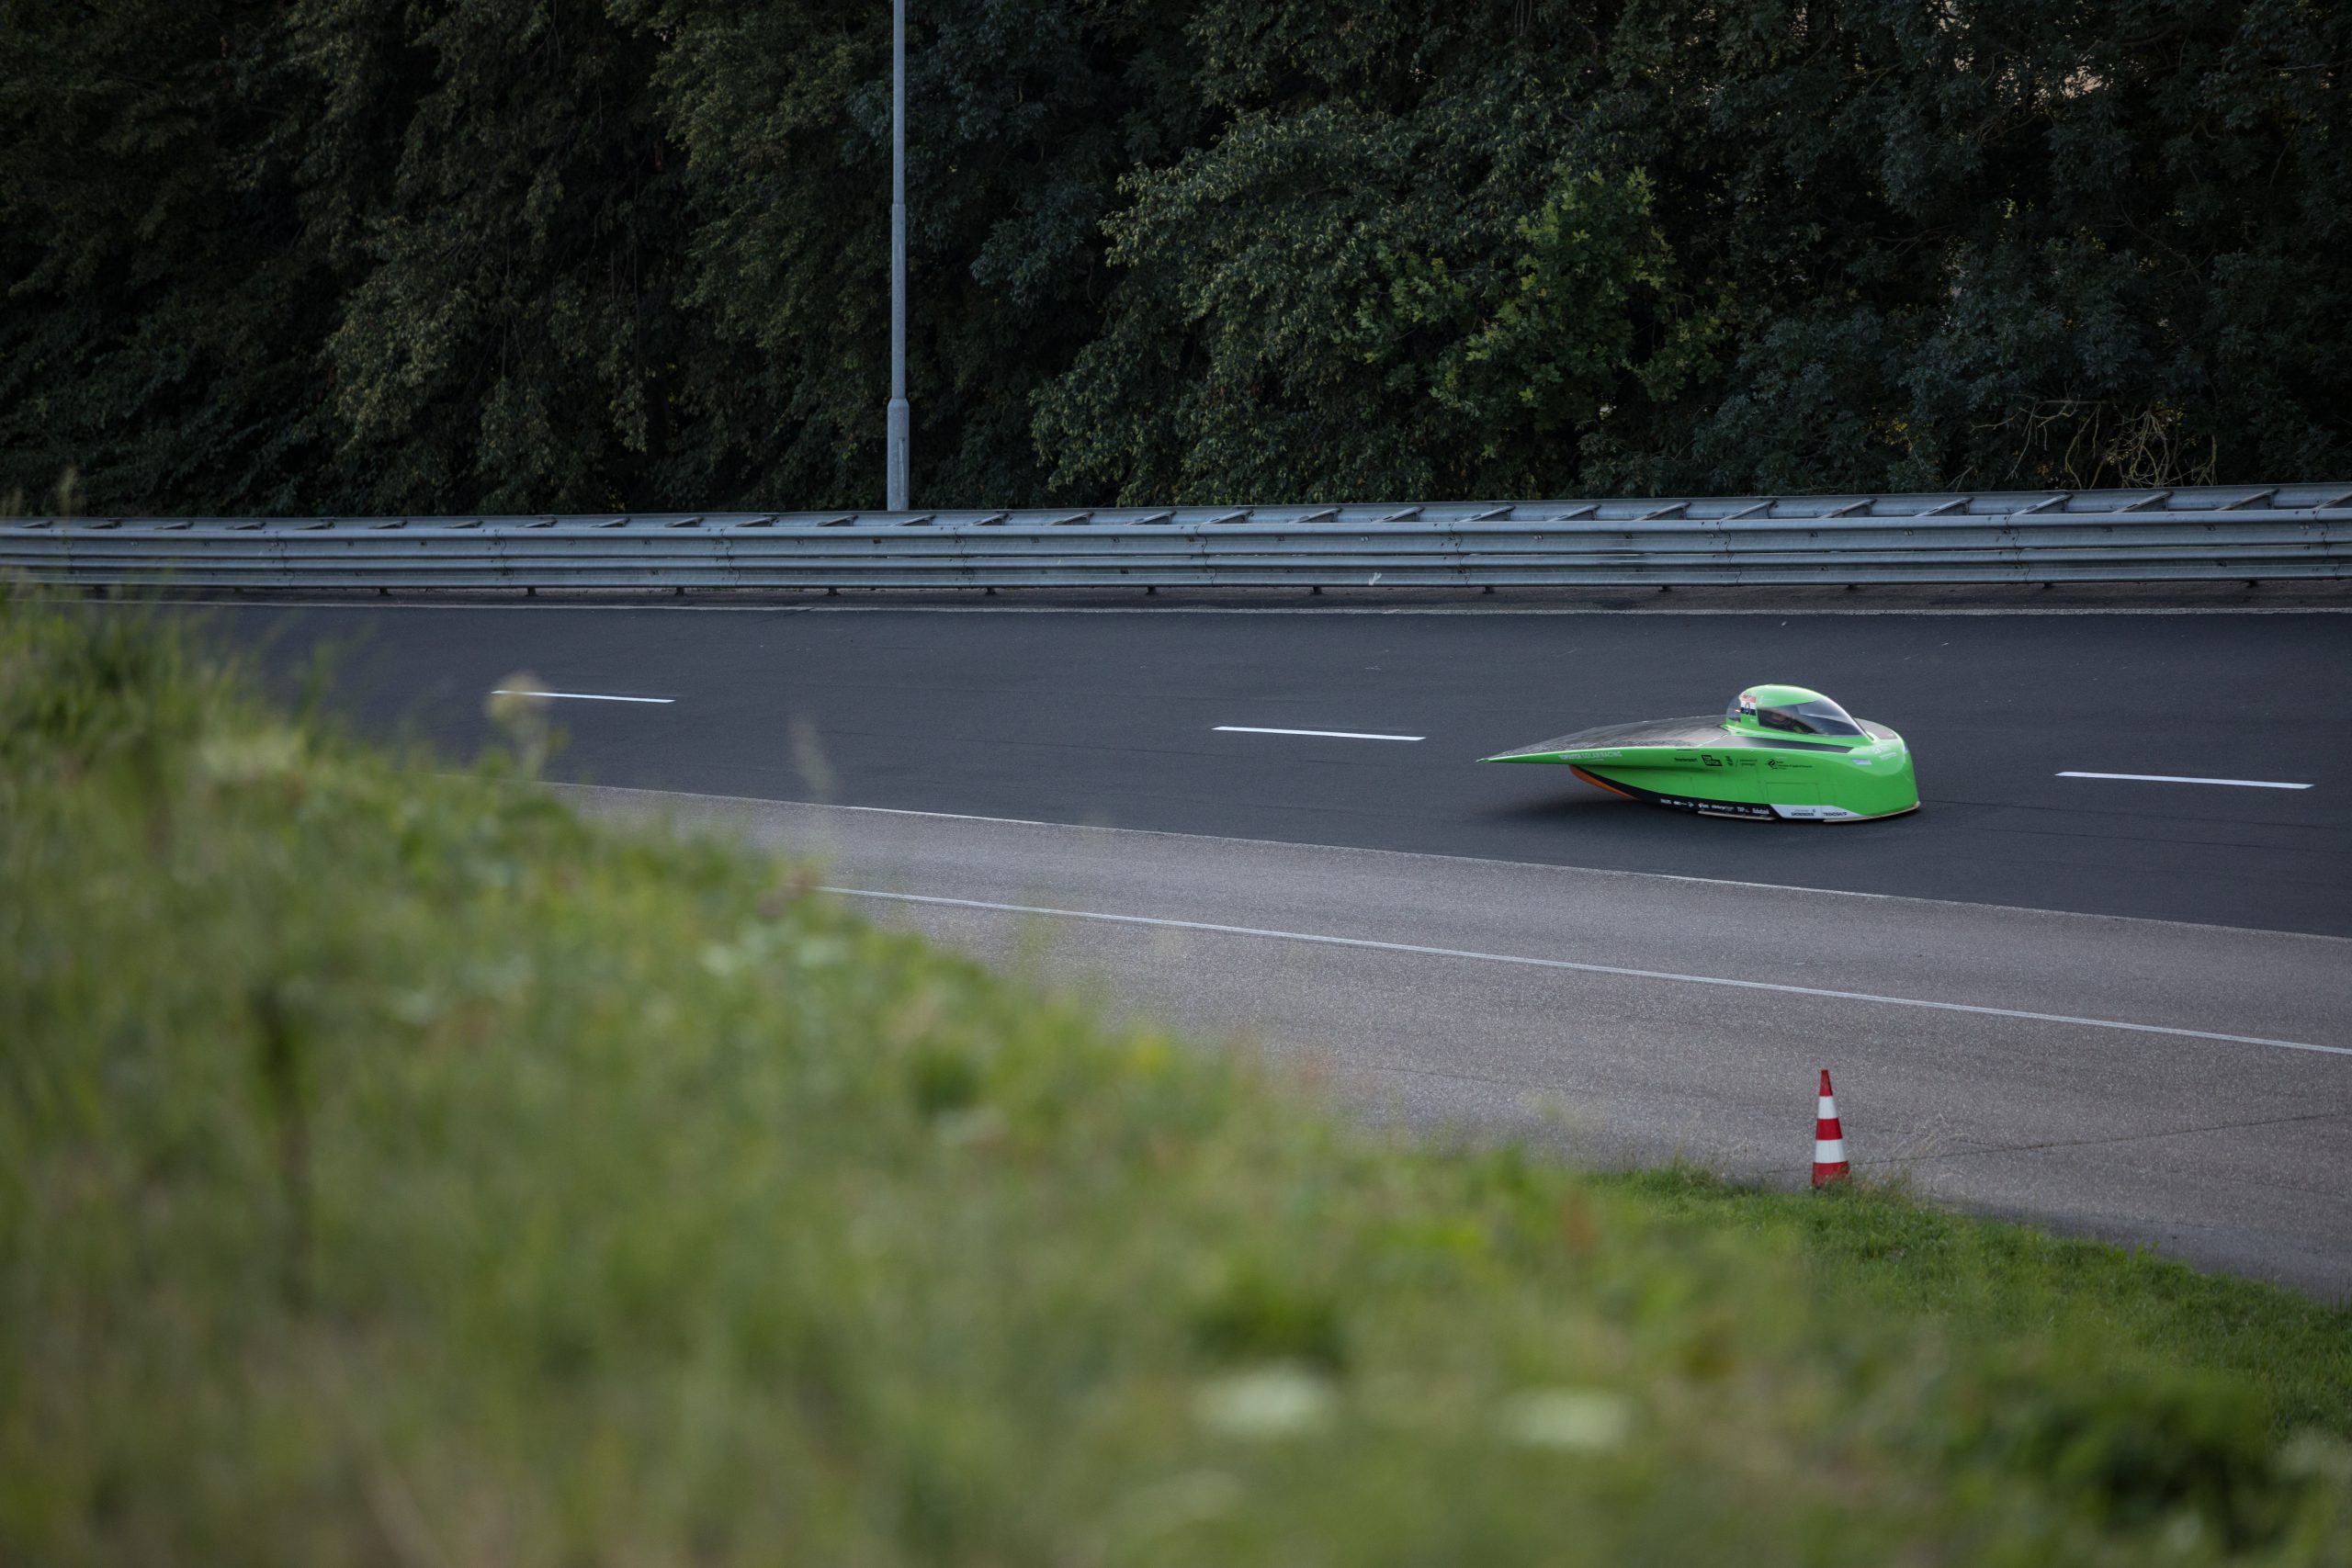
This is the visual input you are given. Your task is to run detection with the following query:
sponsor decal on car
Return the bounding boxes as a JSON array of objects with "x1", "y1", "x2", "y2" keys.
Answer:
[{"x1": 1656, "y1": 795, "x2": 1774, "y2": 819}]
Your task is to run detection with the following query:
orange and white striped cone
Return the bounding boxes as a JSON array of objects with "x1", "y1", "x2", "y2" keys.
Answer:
[{"x1": 1812, "y1": 1068, "x2": 1850, "y2": 1187}]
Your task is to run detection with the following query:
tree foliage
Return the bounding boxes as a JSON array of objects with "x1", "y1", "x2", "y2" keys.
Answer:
[
  {"x1": 0, "y1": 1, "x2": 343, "y2": 513},
  {"x1": 3, "y1": 0, "x2": 2346, "y2": 513}
]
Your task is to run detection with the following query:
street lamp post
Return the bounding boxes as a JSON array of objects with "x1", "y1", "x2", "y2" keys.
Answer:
[{"x1": 885, "y1": 0, "x2": 910, "y2": 511}]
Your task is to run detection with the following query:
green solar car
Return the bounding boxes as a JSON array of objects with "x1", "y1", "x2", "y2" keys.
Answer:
[{"x1": 1481, "y1": 683, "x2": 1919, "y2": 822}]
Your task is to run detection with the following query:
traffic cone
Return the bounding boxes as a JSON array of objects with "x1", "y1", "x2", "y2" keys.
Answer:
[{"x1": 1812, "y1": 1068, "x2": 1850, "y2": 1187}]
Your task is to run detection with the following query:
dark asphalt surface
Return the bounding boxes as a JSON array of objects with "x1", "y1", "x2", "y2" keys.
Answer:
[
  {"x1": 202, "y1": 603, "x2": 2352, "y2": 934},
  {"x1": 168, "y1": 598, "x2": 2352, "y2": 1291}
]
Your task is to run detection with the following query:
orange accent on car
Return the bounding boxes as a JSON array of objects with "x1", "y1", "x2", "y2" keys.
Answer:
[{"x1": 1569, "y1": 765, "x2": 1638, "y2": 800}]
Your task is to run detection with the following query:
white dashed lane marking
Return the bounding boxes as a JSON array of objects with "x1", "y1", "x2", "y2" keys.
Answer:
[
  {"x1": 1215, "y1": 726, "x2": 1424, "y2": 741},
  {"x1": 492, "y1": 689, "x2": 676, "y2": 704},
  {"x1": 2058, "y1": 771, "x2": 2310, "y2": 790}
]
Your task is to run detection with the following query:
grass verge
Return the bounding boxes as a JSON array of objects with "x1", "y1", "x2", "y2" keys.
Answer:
[{"x1": 3, "y1": 590, "x2": 2348, "y2": 1566}]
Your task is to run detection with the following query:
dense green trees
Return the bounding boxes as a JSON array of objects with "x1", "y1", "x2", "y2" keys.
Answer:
[
  {"x1": 0, "y1": 2, "x2": 341, "y2": 513},
  {"x1": 623, "y1": 0, "x2": 1204, "y2": 505},
  {"x1": 3, "y1": 0, "x2": 2345, "y2": 514}
]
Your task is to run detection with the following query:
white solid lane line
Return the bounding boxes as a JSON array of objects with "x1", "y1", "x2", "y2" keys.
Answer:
[
  {"x1": 2058, "y1": 771, "x2": 2310, "y2": 790},
  {"x1": 492, "y1": 689, "x2": 675, "y2": 704},
  {"x1": 823, "y1": 886, "x2": 2350, "y2": 1059},
  {"x1": 1215, "y1": 726, "x2": 1424, "y2": 741}
]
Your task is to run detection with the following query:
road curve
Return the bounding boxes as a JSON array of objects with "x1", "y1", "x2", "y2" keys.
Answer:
[
  {"x1": 568, "y1": 786, "x2": 2352, "y2": 1296},
  {"x1": 188, "y1": 601, "x2": 2352, "y2": 1292}
]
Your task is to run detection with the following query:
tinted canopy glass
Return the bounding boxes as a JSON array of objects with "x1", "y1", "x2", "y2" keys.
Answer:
[
  {"x1": 1766, "y1": 698, "x2": 1862, "y2": 737},
  {"x1": 1726, "y1": 693, "x2": 1865, "y2": 737}
]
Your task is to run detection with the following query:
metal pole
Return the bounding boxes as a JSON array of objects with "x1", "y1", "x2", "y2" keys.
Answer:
[{"x1": 885, "y1": 0, "x2": 910, "y2": 511}]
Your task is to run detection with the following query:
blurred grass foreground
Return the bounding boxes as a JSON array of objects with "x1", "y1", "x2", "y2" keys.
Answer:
[{"x1": 3, "y1": 589, "x2": 2349, "y2": 1566}]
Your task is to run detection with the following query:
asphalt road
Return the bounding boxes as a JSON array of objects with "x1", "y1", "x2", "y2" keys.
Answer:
[
  {"x1": 571, "y1": 787, "x2": 2352, "y2": 1294},
  {"x1": 206, "y1": 601, "x2": 2352, "y2": 933},
  {"x1": 190, "y1": 600, "x2": 2352, "y2": 1292}
]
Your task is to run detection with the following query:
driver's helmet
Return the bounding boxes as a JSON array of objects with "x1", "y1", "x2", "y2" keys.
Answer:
[{"x1": 1723, "y1": 684, "x2": 1866, "y2": 739}]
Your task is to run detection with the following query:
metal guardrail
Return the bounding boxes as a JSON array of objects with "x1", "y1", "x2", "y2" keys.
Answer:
[{"x1": 5, "y1": 484, "x2": 2348, "y2": 590}]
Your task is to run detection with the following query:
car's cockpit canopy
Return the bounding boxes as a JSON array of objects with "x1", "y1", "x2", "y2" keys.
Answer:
[{"x1": 1724, "y1": 687, "x2": 1867, "y2": 738}]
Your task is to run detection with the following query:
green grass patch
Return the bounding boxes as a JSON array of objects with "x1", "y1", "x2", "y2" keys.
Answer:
[
  {"x1": 4, "y1": 591, "x2": 2348, "y2": 1566},
  {"x1": 1605, "y1": 1166, "x2": 2352, "y2": 1441}
]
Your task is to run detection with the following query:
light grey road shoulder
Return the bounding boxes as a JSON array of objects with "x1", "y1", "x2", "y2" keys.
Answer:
[{"x1": 566, "y1": 784, "x2": 2352, "y2": 1298}]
